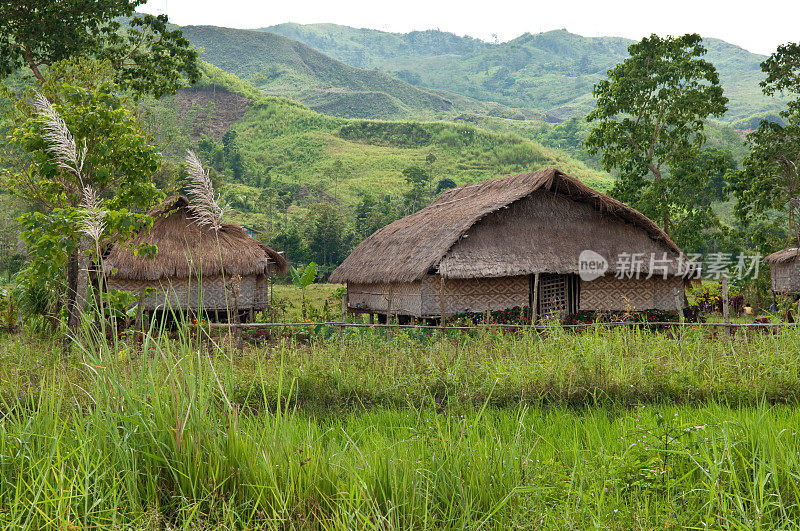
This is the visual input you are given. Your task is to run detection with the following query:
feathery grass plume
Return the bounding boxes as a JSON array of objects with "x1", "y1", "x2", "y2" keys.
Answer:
[
  {"x1": 185, "y1": 149, "x2": 229, "y2": 231},
  {"x1": 33, "y1": 91, "x2": 86, "y2": 179},
  {"x1": 79, "y1": 186, "x2": 107, "y2": 246}
]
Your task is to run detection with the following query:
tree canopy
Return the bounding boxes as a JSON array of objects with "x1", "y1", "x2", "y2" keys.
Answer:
[
  {"x1": 586, "y1": 33, "x2": 728, "y2": 239},
  {"x1": 729, "y1": 42, "x2": 800, "y2": 247},
  {"x1": 0, "y1": 0, "x2": 198, "y2": 97}
]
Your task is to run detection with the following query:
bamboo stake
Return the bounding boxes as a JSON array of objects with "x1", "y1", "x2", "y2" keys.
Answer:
[
  {"x1": 674, "y1": 287, "x2": 684, "y2": 325},
  {"x1": 386, "y1": 286, "x2": 393, "y2": 340},
  {"x1": 722, "y1": 273, "x2": 731, "y2": 339},
  {"x1": 339, "y1": 291, "x2": 347, "y2": 349},
  {"x1": 674, "y1": 286, "x2": 684, "y2": 340},
  {"x1": 439, "y1": 276, "x2": 446, "y2": 330}
]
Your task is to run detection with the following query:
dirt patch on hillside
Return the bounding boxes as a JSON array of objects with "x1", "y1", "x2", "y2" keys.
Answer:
[{"x1": 174, "y1": 87, "x2": 251, "y2": 141}]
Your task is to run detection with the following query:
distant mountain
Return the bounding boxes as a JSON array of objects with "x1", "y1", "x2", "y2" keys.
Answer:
[
  {"x1": 181, "y1": 25, "x2": 533, "y2": 121},
  {"x1": 263, "y1": 24, "x2": 786, "y2": 123},
  {"x1": 259, "y1": 23, "x2": 490, "y2": 68}
]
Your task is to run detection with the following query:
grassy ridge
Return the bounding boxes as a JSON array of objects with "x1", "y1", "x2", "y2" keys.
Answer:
[
  {"x1": 181, "y1": 25, "x2": 456, "y2": 120},
  {"x1": 3, "y1": 327, "x2": 800, "y2": 527},
  {"x1": 231, "y1": 101, "x2": 612, "y2": 199},
  {"x1": 139, "y1": 64, "x2": 612, "y2": 234},
  {"x1": 264, "y1": 24, "x2": 787, "y2": 123}
]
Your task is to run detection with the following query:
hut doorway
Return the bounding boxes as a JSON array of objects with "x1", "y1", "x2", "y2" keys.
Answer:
[{"x1": 532, "y1": 273, "x2": 580, "y2": 317}]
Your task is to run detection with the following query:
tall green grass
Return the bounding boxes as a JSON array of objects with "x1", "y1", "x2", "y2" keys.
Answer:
[{"x1": 2, "y1": 325, "x2": 800, "y2": 527}]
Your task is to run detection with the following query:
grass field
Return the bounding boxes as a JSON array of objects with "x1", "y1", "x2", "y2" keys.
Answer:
[{"x1": 2, "y1": 322, "x2": 800, "y2": 528}]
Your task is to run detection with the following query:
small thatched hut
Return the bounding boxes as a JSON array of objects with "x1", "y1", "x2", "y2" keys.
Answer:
[
  {"x1": 764, "y1": 247, "x2": 800, "y2": 295},
  {"x1": 330, "y1": 168, "x2": 689, "y2": 321},
  {"x1": 103, "y1": 196, "x2": 288, "y2": 320}
]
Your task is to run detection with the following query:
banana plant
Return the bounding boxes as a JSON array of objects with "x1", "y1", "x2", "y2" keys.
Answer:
[{"x1": 290, "y1": 262, "x2": 317, "y2": 319}]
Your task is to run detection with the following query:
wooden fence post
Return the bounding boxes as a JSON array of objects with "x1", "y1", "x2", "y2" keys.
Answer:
[
  {"x1": 531, "y1": 273, "x2": 540, "y2": 327},
  {"x1": 386, "y1": 286, "x2": 393, "y2": 340},
  {"x1": 722, "y1": 273, "x2": 731, "y2": 339},
  {"x1": 674, "y1": 286, "x2": 684, "y2": 338},
  {"x1": 339, "y1": 291, "x2": 347, "y2": 349},
  {"x1": 230, "y1": 276, "x2": 243, "y2": 353},
  {"x1": 439, "y1": 276, "x2": 446, "y2": 330}
]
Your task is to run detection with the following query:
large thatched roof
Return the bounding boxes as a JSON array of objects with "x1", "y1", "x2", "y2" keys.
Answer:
[
  {"x1": 103, "y1": 196, "x2": 288, "y2": 281},
  {"x1": 764, "y1": 247, "x2": 800, "y2": 264},
  {"x1": 330, "y1": 168, "x2": 681, "y2": 284}
]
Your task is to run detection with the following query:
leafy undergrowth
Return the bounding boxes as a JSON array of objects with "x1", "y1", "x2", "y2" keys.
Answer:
[{"x1": 2, "y1": 326, "x2": 800, "y2": 527}]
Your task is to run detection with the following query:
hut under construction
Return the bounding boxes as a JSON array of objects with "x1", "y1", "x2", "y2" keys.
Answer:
[
  {"x1": 764, "y1": 247, "x2": 800, "y2": 295},
  {"x1": 330, "y1": 168, "x2": 689, "y2": 322},
  {"x1": 103, "y1": 196, "x2": 288, "y2": 321}
]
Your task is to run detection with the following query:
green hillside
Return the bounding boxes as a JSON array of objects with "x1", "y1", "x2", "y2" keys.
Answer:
[
  {"x1": 138, "y1": 63, "x2": 611, "y2": 268},
  {"x1": 264, "y1": 24, "x2": 786, "y2": 123},
  {"x1": 144, "y1": 62, "x2": 610, "y2": 198},
  {"x1": 180, "y1": 26, "x2": 531, "y2": 121}
]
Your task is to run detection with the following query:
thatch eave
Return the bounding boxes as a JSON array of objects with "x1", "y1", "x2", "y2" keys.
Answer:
[
  {"x1": 103, "y1": 195, "x2": 288, "y2": 281},
  {"x1": 765, "y1": 247, "x2": 800, "y2": 265},
  {"x1": 330, "y1": 168, "x2": 681, "y2": 284}
]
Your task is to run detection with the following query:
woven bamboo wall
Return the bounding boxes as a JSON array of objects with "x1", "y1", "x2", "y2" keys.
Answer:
[
  {"x1": 771, "y1": 262, "x2": 800, "y2": 294},
  {"x1": 107, "y1": 274, "x2": 269, "y2": 311},
  {"x1": 423, "y1": 275, "x2": 529, "y2": 315},
  {"x1": 349, "y1": 275, "x2": 528, "y2": 316},
  {"x1": 347, "y1": 281, "x2": 423, "y2": 315},
  {"x1": 580, "y1": 275, "x2": 684, "y2": 311}
]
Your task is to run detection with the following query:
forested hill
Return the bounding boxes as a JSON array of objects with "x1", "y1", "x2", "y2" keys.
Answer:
[
  {"x1": 180, "y1": 26, "x2": 533, "y2": 121},
  {"x1": 262, "y1": 24, "x2": 785, "y2": 123},
  {"x1": 139, "y1": 62, "x2": 611, "y2": 272}
]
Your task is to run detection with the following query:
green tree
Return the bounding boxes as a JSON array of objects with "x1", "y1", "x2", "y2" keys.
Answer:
[
  {"x1": 729, "y1": 42, "x2": 800, "y2": 247},
  {"x1": 586, "y1": 34, "x2": 728, "y2": 236},
  {"x1": 221, "y1": 129, "x2": 245, "y2": 182},
  {"x1": 271, "y1": 224, "x2": 310, "y2": 265},
  {"x1": 435, "y1": 178, "x2": 457, "y2": 194},
  {"x1": 668, "y1": 148, "x2": 736, "y2": 253},
  {"x1": 3, "y1": 59, "x2": 162, "y2": 330},
  {"x1": 0, "y1": 0, "x2": 198, "y2": 97},
  {"x1": 326, "y1": 159, "x2": 348, "y2": 201},
  {"x1": 306, "y1": 202, "x2": 350, "y2": 267},
  {"x1": 402, "y1": 165, "x2": 431, "y2": 214},
  {"x1": 290, "y1": 261, "x2": 317, "y2": 319},
  {"x1": 354, "y1": 193, "x2": 398, "y2": 238}
]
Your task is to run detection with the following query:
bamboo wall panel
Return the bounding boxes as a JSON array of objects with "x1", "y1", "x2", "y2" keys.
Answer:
[
  {"x1": 580, "y1": 275, "x2": 684, "y2": 311},
  {"x1": 771, "y1": 262, "x2": 800, "y2": 294},
  {"x1": 424, "y1": 275, "x2": 529, "y2": 315},
  {"x1": 108, "y1": 274, "x2": 268, "y2": 311},
  {"x1": 347, "y1": 282, "x2": 423, "y2": 315}
]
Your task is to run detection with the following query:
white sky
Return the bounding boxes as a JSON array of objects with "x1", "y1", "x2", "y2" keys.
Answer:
[{"x1": 139, "y1": 0, "x2": 799, "y2": 56}]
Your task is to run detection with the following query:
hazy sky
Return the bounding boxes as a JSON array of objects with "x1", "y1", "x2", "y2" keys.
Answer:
[{"x1": 139, "y1": 0, "x2": 799, "y2": 56}]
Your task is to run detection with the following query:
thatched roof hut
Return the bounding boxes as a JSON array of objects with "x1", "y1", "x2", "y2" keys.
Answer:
[
  {"x1": 103, "y1": 196, "x2": 288, "y2": 316},
  {"x1": 331, "y1": 168, "x2": 688, "y2": 318},
  {"x1": 764, "y1": 247, "x2": 800, "y2": 294}
]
